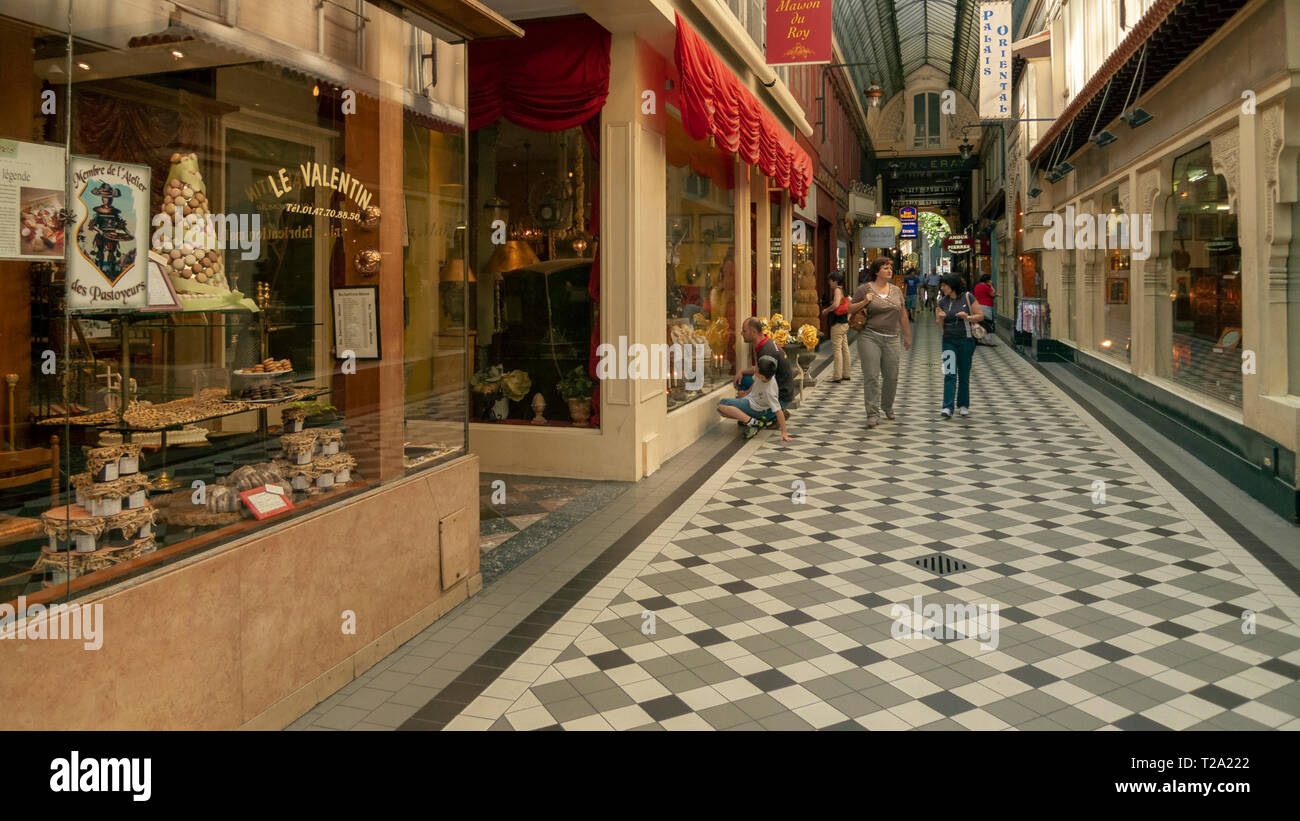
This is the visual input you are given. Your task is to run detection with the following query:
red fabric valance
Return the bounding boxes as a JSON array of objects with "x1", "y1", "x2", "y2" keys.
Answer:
[
  {"x1": 469, "y1": 17, "x2": 611, "y2": 133},
  {"x1": 673, "y1": 13, "x2": 812, "y2": 206}
]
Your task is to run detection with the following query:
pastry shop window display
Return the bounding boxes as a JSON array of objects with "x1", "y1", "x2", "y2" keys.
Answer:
[
  {"x1": 665, "y1": 110, "x2": 737, "y2": 410},
  {"x1": 1162, "y1": 143, "x2": 1243, "y2": 407},
  {"x1": 468, "y1": 121, "x2": 599, "y2": 426},
  {"x1": 0, "y1": 11, "x2": 475, "y2": 605}
]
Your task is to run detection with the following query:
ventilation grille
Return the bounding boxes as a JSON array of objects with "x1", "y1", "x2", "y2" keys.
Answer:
[{"x1": 910, "y1": 554, "x2": 971, "y2": 576}]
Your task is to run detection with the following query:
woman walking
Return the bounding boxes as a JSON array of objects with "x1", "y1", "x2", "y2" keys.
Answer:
[
  {"x1": 935, "y1": 274, "x2": 984, "y2": 418},
  {"x1": 973, "y1": 273, "x2": 997, "y2": 345},
  {"x1": 847, "y1": 257, "x2": 911, "y2": 427},
  {"x1": 820, "y1": 271, "x2": 852, "y2": 382}
]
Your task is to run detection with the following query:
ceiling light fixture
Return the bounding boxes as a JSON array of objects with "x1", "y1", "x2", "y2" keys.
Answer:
[{"x1": 171, "y1": 50, "x2": 185, "y2": 59}]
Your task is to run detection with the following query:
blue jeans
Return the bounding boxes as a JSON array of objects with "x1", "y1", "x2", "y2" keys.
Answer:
[
  {"x1": 719, "y1": 397, "x2": 775, "y2": 422},
  {"x1": 942, "y1": 337, "x2": 977, "y2": 411}
]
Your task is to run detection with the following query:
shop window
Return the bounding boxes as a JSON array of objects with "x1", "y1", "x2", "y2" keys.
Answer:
[
  {"x1": 468, "y1": 120, "x2": 598, "y2": 426},
  {"x1": 1289, "y1": 151, "x2": 1300, "y2": 396},
  {"x1": 1164, "y1": 143, "x2": 1242, "y2": 406},
  {"x1": 769, "y1": 193, "x2": 783, "y2": 316},
  {"x1": 666, "y1": 109, "x2": 736, "y2": 410},
  {"x1": 0, "y1": 1, "x2": 469, "y2": 607},
  {"x1": 1097, "y1": 186, "x2": 1131, "y2": 363},
  {"x1": 1062, "y1": 255, "x2": 1078, "y2": 343},
  {"x1": 912, "y1": 92, "x2": 942, "y2": 149}
]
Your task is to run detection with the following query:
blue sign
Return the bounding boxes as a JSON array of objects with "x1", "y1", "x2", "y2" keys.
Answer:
[{"x1": 899, "y1": 206, "x2": 918, "y2": 239}]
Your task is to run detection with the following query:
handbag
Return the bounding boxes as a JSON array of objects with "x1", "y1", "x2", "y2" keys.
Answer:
[
  {"x1": 964, "y1": 294, "x2": 987, "y2": 340},
  {"x1": 848, "y1": 304, "x2": 868, "y2": 331},
  {"x1": 833, "y1": 296, "x2": 850, "y2": 315}
]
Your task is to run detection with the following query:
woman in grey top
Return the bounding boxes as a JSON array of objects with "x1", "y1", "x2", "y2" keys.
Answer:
[{"x1": 847, "y1": 257, "x2": 912, "y2": 427}]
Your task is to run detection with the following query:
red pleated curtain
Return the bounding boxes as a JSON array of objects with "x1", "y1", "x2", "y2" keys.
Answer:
[
  {"x1": 469, "y1": 17, "x2": 610, "y2": 425},
  {"x1": 672, "y1": 12, "x2": 812, "y2": 206}
]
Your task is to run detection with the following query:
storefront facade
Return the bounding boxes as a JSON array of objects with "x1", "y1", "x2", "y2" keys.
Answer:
[
  {"x1": 1009, "y1": 0, "x2": 1300, "y2": 520},
  {"x1": 464, "y1": 1, "x2": 817, "y2": 480},
  {"x1": 0, "y1": 0, "x2": 517, "y2": 728}
]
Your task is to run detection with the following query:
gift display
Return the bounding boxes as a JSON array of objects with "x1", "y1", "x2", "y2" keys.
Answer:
[{"x1": 34, "y1": 447, "x2": 157, "y2": 584}]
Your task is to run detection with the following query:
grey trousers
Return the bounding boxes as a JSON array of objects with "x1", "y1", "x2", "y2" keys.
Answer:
[{"x1": 856, "y1": 328, "x2": 900, "y2": 421}]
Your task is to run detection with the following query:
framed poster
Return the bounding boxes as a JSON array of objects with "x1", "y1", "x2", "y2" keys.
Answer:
[
  {"x1": 1107, "y1": 278, "x2": 1129, "y2": 305},
  {"x1": 1194, "y1": 214, "x2": 1217, "y2": 240},
  {"x1": 332, "y1": 285, "x2": 381, "y2": 360},
  {"x1": 699, "y1": 213, "x2": 733, "y2": 242},
  {"x1": 0, "y1": 139, "x2": 68, "y2": 261},
  {"x1": 239, "y1": 485, "x2": 295, "y2": 520},
  {"x1": 67, "y1": 157, "x2": 151, "y2": 311}
]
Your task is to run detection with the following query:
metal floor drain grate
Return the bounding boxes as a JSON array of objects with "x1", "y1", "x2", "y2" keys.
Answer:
[{"x1": 910, "y1": 554, "x2": 972, "y2": 576}]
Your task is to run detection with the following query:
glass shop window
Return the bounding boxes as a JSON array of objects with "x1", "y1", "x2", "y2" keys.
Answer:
[
  {"x1": 0, "y1": 0, "x2": 468, "y2": 610},
  {"x1": 1097, "y1": 186, "x2": 1131, "y2": 363},
  {"x1": 468, "y1": 120, "x2": 598, "y2": 427},
  {"x1": 665, "y1": 109, "x2": 736, "y2": 411},
  {"x1": 1166, "y1": 143, "x2": 1242, "y2": 407}
]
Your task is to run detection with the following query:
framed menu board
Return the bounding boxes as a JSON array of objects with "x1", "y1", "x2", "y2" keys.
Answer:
[{"x1": 332, "y1": 285, "x2": 381, "y2": 360}]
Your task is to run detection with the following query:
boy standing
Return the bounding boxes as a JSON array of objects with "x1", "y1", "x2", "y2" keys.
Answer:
[{"x1": 718, "y1": 356, "x2": 792, "y2": 441}]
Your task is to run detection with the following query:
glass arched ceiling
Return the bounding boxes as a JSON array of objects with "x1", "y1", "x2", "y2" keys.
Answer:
[{"x1": 831, "y1": 0, "x2": 998, "y2": 109}]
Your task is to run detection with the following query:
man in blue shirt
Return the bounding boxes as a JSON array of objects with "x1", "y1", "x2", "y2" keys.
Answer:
[
  {"x1": 925, "y1": 269, "x2": 942, "y2": 311},
  {"x1": 903, "y1": 270, "x2": 921, "y2": 321}
]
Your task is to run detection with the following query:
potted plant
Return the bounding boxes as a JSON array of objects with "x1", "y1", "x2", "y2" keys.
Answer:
[
  {"x1": 471, "y1": 365, "x2": 532, "y2": 421},
  {"x1": 556, "y1": 365, "x2": 595, "y2": 427}
]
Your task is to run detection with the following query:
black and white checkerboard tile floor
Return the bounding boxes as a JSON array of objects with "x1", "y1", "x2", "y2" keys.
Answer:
[{"x1": 442, "y1": 320, "x2": 1300, "y2": 730}]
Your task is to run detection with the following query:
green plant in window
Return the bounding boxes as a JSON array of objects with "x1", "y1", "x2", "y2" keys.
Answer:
[{"x1": 556, "y1": 366, "x2": 594, "y2": 401}]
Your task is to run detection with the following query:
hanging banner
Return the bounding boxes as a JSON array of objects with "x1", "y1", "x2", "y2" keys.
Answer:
[
  {"x1": 899, "y1": 206, "x2": 918, "y2": 240},
  {"x1": 979, "y1": 1, "x2": 1013, "y2": 119},
  {"x1": 766, "y1": 0, "x2": 833, "y2": 66},
  {"x1": 68, "y1": 157, "x2": 151, "y2": 311}
]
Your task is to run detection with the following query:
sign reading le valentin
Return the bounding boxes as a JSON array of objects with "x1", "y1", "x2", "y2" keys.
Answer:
[{"x1": 766, "y1": 0, "x2": 832, "y2": 66}]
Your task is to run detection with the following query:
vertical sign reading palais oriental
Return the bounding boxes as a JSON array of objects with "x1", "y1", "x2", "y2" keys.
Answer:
[
  {"x1": 766, "y1": 0, "x2": 833, "y2": 66},
  {"x1": 979, "y1": 1, "x2": 1012, "y2": 119}
]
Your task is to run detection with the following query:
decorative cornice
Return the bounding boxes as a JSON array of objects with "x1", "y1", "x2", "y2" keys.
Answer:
[{"x1": 1211, "y1": 128, "x2": 1240, "y2": 209}]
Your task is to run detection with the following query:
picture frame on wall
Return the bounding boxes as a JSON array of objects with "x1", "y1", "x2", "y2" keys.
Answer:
[
  {"x1": 1107, "y1": 278, "x2": 1129, "y2": 305},
  {"x1": 1194, "y1": 214, "x2": 1218, "y2": 240},
  {"x1": 1222, "y1": 213, "x2": 1238, "y2": 237},
  {"x1": 699, "y1": 214, "x2": 733, "y2": 242}
]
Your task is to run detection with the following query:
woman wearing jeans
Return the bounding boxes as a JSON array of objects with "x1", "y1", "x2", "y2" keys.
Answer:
[
  {"x1": 847, "y1": 257, "x2": 911, "y2": 427},
  {"x1": 935, "y1": 274, "x2": 984, "y2": 418},
  {"x1": 820, "y1": 271, "x2": 851, "y2": 382}
]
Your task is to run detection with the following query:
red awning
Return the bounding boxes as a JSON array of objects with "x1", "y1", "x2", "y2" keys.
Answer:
[{"x1": 673, "y1": 13, "x2": 812, "y2": 207}]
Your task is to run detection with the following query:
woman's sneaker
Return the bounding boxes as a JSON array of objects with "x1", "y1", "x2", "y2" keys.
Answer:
[
  {"x1": 940, "y1": 408, "x2": 952, "y2": 419},
  {"x1": 958, "y1": 407, "x2": 969, "y2": 417}
]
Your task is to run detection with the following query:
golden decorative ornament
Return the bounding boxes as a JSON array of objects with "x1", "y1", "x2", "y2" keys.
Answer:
[
  {"x1": 359, "y1": 204, "x2": 381, "y2": 231},
  {"x1": 354, "y1": 249, "x2": 382, "y2": 275}
]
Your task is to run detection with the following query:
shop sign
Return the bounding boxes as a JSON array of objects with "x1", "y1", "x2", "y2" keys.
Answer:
[
  {"x1": 249, "y1": 162, "x2": 373, "y2": 220},
  {"x1": 1, "y1": 139, "x2": 67, "y2": 261},
  {"x1": 944, "y1": 238, "x2": 972, "y2": 254},
  {"x1": 1206, "y1": 239, "x2": 1236, "y2": 252},
  {"x1": 888, "y1": 155, "x2": 978, "y2": 175},
  {"x1": 979, "y1": 1, "x2": 1013, "y2": 119},
  {"x1": 899, "y1": 206, "x2": 918, "y2": 240},
  {"x1": 860, "y1": 226, "x2": 896, "y2": 248},
  {"x1": 67, "y1": 157, "x2": 151, "y2": 311},
  {"x1": 765, "y1": 0, "x2": 833, "y2": 66}
]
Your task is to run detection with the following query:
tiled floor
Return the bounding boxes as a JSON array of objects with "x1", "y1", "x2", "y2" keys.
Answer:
[
  {"x1": 479, "y1": 474, "x2": 605, "y2": 552},
  {"x1": 290, "y1": 320, "x2": 1300, "y2": 731}
]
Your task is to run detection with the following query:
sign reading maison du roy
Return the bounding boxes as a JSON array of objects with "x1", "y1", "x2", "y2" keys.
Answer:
[
  {"x1": 979, "y1": 1, "x2": 1013, "y2": 119},
  {"x1": 765, "y1": 0, "x2": 833, "y2": 66}
]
